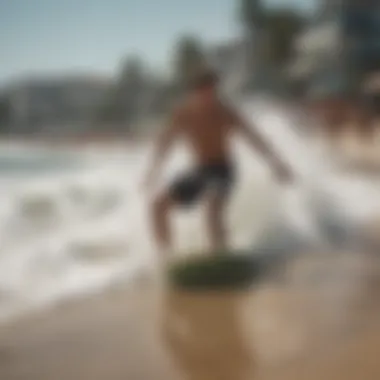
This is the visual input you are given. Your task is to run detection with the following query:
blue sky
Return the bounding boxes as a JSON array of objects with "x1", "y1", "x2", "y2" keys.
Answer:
[{"x1": 0, "y1": 0, "x2": 316, "y2": 84}]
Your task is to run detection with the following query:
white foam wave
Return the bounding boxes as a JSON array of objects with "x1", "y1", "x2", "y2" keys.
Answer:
[{"x1": 1, "y1": 97, "x2": 380, "y2": 322}]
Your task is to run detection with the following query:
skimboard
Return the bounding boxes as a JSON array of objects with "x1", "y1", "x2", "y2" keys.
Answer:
[{"x1": 167, "y1": 252, "x2": 262, "y2": 291}]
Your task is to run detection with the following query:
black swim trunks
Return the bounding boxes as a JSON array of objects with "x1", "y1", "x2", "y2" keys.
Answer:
[{"x1": 169, "y1": 161, "x2": 235, "y2": 206}]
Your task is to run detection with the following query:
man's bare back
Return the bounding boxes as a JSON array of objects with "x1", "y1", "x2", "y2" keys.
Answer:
[
  {"x1": 175, "y1": 97, "x2": 235, "y2": 165},
  {"x1": 144, "y1": 68, "x2": 293, "y2": 254}
]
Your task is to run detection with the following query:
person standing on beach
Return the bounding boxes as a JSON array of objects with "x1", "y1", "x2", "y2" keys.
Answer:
[{"x1": 143, "y1": 68, "x2": 293, "y2": 256}]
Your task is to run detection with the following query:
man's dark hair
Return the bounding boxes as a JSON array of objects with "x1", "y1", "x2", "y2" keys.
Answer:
[{"x1": 190, "y1": 68, "x2": 219, "y2": 90}]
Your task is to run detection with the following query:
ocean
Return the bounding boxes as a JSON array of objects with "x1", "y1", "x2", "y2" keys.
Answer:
[{"x1": 0, "y1": 97, "x2": 380, "y2": 323}]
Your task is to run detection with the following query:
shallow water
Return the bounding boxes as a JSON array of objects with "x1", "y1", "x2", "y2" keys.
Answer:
[
  {"x1": 1, "y1": 97, "x2": 380, "y2": 322},
  {"x1": 2, "y1": 251, "x2": 380, "y2": 380}
]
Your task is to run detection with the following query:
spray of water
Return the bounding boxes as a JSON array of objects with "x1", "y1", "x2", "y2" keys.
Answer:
[{"x1": 0, "y1": 97, "x2": 379, "y2": 322}]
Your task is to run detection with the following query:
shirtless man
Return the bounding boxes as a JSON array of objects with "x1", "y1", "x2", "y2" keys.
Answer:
[{"x1": 144, "y1": 69, "x2": 293, "y2": 255}]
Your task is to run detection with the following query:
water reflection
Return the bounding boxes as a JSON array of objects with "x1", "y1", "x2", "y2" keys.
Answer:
[
  {"x1": 162, "y1": 290, "x2": 253, "y2": 380},
  {"x1": 160, "y1": 252, "x2": 380, "y2": 377}
]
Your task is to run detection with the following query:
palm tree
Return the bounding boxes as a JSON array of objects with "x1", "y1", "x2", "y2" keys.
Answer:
[
  {"x1": 96, "y1": 55, "x2": 147, "y2": 128},
  {"x1": 0, "y1": 96, "x2": 11, "y2": 132},
  {"x1": 239, "y1": 0, "x2": 306, "y2": 91},
  {"x1": 172, "y1": 35, "x2": 206, "y2": 91},
  {"x1": 263, "y1": 9, "x2": 306, "y2": 69},
  {"x1": 239, "y1": 0, "x2": 264, "y2": 76}
]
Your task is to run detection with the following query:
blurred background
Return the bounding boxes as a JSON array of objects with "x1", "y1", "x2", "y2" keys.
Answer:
[
  {"x1": 0, "y1": 0, "x2": 380, "y2": 318},
  {"x1": 1, "y1": 0, "x2": 378, "y2": 141},
  {"x1": 0, "y1": 1, "x2": 380, "y2": 378}
]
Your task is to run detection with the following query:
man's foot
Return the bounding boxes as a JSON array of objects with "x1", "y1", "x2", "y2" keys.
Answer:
[{"x1": 136, "y1": 248, "x2": 173, "y2": 287}]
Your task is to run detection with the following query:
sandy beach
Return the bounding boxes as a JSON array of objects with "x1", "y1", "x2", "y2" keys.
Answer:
[
  {"x1": 1, "y1": 250, "x2": 380, "y2": 380},
  {"x1": 1, "y1": 108, "x2": 380, "y2": 379}
]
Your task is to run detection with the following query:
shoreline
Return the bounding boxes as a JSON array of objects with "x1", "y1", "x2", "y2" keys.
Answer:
[{"x1": 1, "y1": 251, "x2": 380, "y2": 379}]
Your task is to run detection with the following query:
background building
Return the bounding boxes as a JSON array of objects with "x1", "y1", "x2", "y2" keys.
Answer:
[
  {"x1": 290, "y1": 0, "x2": 380, "y2": 97},
  {"x1": 1, "y1": 75, "x2": 111, "y2": 135}
]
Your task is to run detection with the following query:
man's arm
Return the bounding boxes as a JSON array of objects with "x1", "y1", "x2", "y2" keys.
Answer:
[
  {"x1": 228, "y1": 107, "x2": 293, "y2": 182},
  {"x1": 143, "y1": 107, "x2": 184, "y2": 188}
]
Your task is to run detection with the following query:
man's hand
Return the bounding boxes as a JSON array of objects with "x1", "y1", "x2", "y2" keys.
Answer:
[{"x1": 273, "y1": 162, "x2": 294, "y2": 184}]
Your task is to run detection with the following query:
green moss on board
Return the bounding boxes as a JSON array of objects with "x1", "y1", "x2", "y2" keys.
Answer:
[{"x1": 167, "y1": 253, "x2": 262, "y2": 291}]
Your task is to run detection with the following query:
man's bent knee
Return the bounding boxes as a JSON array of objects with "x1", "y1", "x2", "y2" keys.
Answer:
[{"x1": 152, "y1": 193, "x2": 172, "y2": 216}]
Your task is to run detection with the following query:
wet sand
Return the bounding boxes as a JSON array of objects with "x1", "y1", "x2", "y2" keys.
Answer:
[{"x1": 1, "y1": 251, "x2": 380, "y2": 380}]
